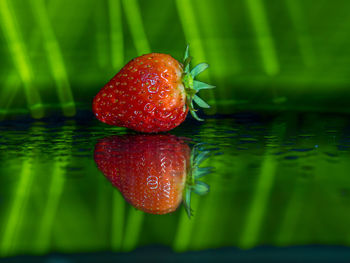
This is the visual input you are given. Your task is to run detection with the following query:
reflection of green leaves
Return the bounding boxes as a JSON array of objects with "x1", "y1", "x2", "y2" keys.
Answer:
[
  {"x1": 193, "y1": 150, "x2": 211, "y2": 166},
  {"x1": 193, "y1": 181, "x2": 209, "y2": 195},
  {"x1": 183, "y1": 188, "x2": 193, "y2": 218},
  {"x1": 194, "y1": 167, "x2": 214, "y2": 179},
  {"x1": 183, "y1": 144, "x2": 214, "y2": 218}
]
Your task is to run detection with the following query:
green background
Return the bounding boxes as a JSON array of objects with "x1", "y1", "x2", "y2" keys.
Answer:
[
  {"x1": 1, "y1": 0, "x2": 350, "y2": 120},
  {"x1": 1, "y1": 1, "x2": 350, "y2": 259}
]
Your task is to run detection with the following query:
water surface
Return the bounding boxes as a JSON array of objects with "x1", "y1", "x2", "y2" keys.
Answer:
[{"x1": 1, "y1": 112, "x2": 350, "y2": 257}]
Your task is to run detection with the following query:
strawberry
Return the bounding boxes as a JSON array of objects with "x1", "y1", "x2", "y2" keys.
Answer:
[
  {"x1": 92, "y1": 46, "x2": 214, "y2": 133},
  {"x1": 94, "y1": 134, "x2": 211, "y2": 216}
]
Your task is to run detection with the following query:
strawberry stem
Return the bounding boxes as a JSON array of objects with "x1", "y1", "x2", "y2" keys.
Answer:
[{"x1": 182, "y1": 45, "x2": 215, "y2": 121}]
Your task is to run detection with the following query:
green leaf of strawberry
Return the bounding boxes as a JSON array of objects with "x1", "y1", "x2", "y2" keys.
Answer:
[
  {"x1": 190, "y1": 63, "x2": 209, "y2": 77},
  {"x1": 92, "y1": 45, "x2": 214, "y2": 132}
]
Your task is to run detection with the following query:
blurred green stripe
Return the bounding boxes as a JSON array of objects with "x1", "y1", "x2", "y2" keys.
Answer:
[
  {"x1": 239, "y1": 121, "x2": 286, "y2": 248},
  {"x1": 111, "y1": 192, "x2": 125, "y2": 251},
  {"x1": 173, "y1": 197, "x2": 200, "y2": 252},
  {"x1": 286, "y1": 0, "x2": 315, "y2": 68},
  {"x1": 0, "y1": 73, "x2": 20, "y2": 121},
  {"x1": 122, "y1": 0, "x2": 150, "y2": 55},
  {"x1": 109, "y1": 0, "x2": 124, "y2": 69},
  {"x1": 31, "y1": 0, "x2": 76, "y2": 117},
  {"x1": 246, "y1": 0, "x2": 279, "y2": 75},
  {"x1": 0, "y1": 124, "x2": 46, "y2": 256},
  {"x1": 0, "y1": 159, "x2": 33, "y2": 257},
  {"x1": 122, "y1": 208, "x2": 144, "y2": 251},
  {"x1": 95, "y1": 1, "x2": 109, "y2": 69},
  {"x1": 35, "y1": 123, "x2": 75, "y2": 253},
  {"x1": 0, "y1": 0, "x2": 44, "y2": 118}
]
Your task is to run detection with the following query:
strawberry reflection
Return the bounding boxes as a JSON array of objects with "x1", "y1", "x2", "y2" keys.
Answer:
[{"x1": 94, "y1": 134, "x2": 212, "y2": 216}]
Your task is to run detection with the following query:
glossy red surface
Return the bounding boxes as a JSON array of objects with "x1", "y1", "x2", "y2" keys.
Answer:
[
  {"x1": 92, "y1": 53, "x2": 188, "y2": 132},
  {"x1": 94, "y1": 134, "x2": 191, "y2": 214}
]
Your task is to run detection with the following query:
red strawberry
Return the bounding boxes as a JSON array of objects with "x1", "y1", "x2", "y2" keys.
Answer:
[
  {"x1": 94, "y1": 134, "x2": 211, "y2": 215},
  {"x1": 92, "y1": 46, "x2": 214, "y2": 133}
]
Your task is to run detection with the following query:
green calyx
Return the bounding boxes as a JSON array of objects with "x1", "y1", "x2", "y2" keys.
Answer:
[
  {"x1": 182, "y1": 144, "x2": 213, "y2": 218},
  {"x1": 182, "y1": 45, "x2": 215, "y2": 121}
]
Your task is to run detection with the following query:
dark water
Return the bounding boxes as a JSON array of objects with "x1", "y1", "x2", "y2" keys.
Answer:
[{"x1": 1, "y1": 112, "x2": 350, "y2": 259}]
